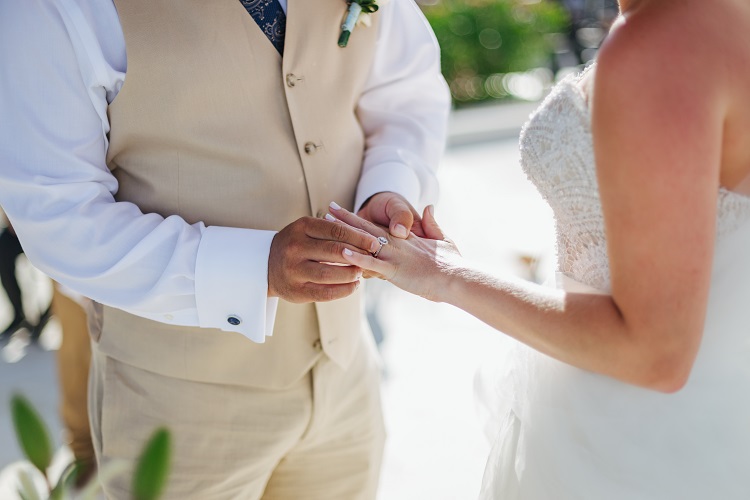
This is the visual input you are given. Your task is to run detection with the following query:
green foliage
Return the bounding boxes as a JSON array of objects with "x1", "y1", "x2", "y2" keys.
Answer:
[
  {"x1": 11, "y1": 394, "x2": 53, "y2": 475},
  {"x1": 421, "y1": 0, "x2": 569, "y2": 104},
  {"x1": 10, "y1": 393, "x2": 172, "y2": 500},
  {"x1": 132, "y1": 428, "x2": 171, "y2": 500},
  {"x1": 354, "y1": 0, "x2": 379, "y2": 13}
]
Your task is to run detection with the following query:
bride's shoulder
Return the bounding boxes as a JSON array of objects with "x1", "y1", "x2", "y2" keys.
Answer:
[
  {"x1": 593, "y1": 1, "x2": 735, "y2": 113},
  {"x1": 597, "y1": 0, "x2": 745, "y2": 85}
]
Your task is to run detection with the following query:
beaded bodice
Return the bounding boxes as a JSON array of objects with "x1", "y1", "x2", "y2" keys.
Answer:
[{"x1": 519, "y1": 68, "x2": 750, "y2": 292}]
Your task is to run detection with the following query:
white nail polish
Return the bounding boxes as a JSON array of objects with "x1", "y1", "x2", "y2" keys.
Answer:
[
  {"x1": 344, "y1": 248, "x2": 353, "y2": 256},
  {"x1": 325, "y1": 214, "x2": 336, "y2": 222},
  {"x1": 330, "y1": 201, "x2": 342, "y2": 210}
]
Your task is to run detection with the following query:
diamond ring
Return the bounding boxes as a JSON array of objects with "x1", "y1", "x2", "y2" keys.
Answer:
[{"x1": 372, "y1": 236, "x2": 388, "y2": 258}]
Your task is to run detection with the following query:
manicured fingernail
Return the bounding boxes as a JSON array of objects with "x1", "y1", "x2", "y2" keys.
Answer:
[
  {"x1": 356, "y1": 271, "x2": 363, "y2": 280},
  {"x1": 325, "y1": 214, "x2": 336, "y2": 222},
  {"x1": 392, "y1": 224, "x2": 408, "y2": 238},
  {"x1": 427, "y1": 205, "x2": 435, "y2": 217},
  {"x1": 330, "y1": 201, "x2": 341, "y2": 211},
  {"x1": 344, "y1": 248, "x2": 353, "y2": 256}
]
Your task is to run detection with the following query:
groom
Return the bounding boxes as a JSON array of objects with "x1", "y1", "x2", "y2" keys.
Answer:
[{"x1": 0, "y1": 0, "x2": 449, "y2": 498}]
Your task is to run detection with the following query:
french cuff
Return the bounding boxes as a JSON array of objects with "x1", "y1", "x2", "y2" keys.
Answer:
[
  {"x1": 195, "y1": 226, "x2": 278, "y2": 343},
  {"x1": 354, "y1": 162, "x2": 422, "y2": 213}
]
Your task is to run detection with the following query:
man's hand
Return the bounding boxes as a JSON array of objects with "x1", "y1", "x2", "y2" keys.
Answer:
[
  {"x1": 268, "y1": 216, "x2": 380, "y2": 303},
  {"x1": 357, "y1": 192, "x2": 425, "y2": 238}
]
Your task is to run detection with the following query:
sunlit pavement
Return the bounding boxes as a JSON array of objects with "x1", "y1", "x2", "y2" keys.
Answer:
[
  {"x1": 0, "y1": 101, "x2": 556, "y2": 499},
  {"x1": 376, "y1": 129, "x2": 555, "y2": 499}
]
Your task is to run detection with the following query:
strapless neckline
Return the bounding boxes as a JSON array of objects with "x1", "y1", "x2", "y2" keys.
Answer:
[{"x1": 517, "y1": 66, "x2": 750, "y2": 293}]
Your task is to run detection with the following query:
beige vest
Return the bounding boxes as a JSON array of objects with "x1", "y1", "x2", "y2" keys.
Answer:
[{"x1": 100, "y1": 0, "x2": 379, "y2": 389}]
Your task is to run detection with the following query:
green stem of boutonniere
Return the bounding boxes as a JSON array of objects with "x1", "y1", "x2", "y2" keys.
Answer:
[{"x1": 338, "y1": 0, "x2": 379, "y2": 47}]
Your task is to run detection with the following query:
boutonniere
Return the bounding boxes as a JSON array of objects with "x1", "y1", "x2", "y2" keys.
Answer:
[{"x1": 338, "y1": 0, "x2": 384, "y2": 47}]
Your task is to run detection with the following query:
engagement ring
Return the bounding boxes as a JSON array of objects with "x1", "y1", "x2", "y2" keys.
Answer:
[{"x1": 372, "y1": 236, "x2": 388, "y2": 258}]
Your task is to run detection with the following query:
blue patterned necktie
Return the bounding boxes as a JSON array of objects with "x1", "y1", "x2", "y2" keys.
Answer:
[{"x1": 240, "y1": 0, "x2": 286, "y2": 55}]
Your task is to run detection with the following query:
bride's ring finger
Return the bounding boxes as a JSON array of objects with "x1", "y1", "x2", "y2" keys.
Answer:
[
  {"x1": 371, "y1": 236, "x2": 388, "y2": 258},
  {"x1": 343, "y1": 246, "x2": 394, "y2": 280}
]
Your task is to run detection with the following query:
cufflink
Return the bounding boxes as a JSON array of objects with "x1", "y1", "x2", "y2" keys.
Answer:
[{"x1": 227, "y1": 315, "x2": 242, "y2": 326}]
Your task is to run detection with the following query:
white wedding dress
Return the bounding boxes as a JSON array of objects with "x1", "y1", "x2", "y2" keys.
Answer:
[{"x1": 478, "y1": 66, "x2": 750, "y2": 499}]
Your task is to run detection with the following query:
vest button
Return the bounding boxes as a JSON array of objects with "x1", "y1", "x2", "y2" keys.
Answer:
[
  {"x1": 286, "y1": 73, "x2": 300, "y2": 87},
  {"x1": 304, "y1": 142, "x2": 318, "y2": 155},
  {"x1": 227, "y1": 315, "x2": 242, "y2": 326},
  {"x1": 312, "y1": 339, "x2": 322, "y2": 351}
]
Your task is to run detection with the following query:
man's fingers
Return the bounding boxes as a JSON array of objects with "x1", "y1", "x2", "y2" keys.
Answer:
[
  {"x1": 421, "y1": 205, "x2": 445, "y2": 240},
  {"x1": 303, "y1": 281, "x2": 360, "y2": 302},
  {"x1": 299, "y1": 261, "x2": 362, "y2": 285},
  {"x1": 409, "y1": 220, "x2": 428, "y2": 238},
  {"x1": 361, "y1": 270, "x2": 380, "y2": 280},
  {"x1": 304, "y1": 240, "x2": 373, "y2": 265}
]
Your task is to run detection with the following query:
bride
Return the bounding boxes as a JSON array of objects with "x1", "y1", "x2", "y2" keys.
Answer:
[{"x1": 330, "y1": 0, "x2": 750, "y2": 497}]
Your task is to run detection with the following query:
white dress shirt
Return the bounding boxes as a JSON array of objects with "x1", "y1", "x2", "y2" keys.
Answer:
[{"x1": 0, "y1": 0, "x2": 449, "y2": 342}]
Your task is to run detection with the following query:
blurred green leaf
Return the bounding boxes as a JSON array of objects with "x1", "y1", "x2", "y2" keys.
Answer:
[
  {"x1": 421, "y1": 0, "x2": 568, "y2": 105},
  {"x1": 11, "y1": 394, "x2": 53, "y2": 475},
  {"x1": 131, "y1": 428, "x2": 171, "y2": 500},
  {"x1": 49, "y1": 483, "x2": 64, "y2": 500}
]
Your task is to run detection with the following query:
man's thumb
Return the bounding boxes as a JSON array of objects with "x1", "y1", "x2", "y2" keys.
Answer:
[{"x1": 387, "y1": 199, "x2": 415, "y2": 239}]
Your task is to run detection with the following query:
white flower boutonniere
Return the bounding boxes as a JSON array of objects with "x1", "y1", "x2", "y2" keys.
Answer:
[{"x1": 338, "y1": 0, "x2": 388, "y2": 47}]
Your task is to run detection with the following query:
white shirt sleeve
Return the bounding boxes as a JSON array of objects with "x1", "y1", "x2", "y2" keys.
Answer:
[
  {"x1": 354, "y1": 0, "x2": 451, "y2": 213},
  {"x1": 0, "y1": 0, "x2": 277, "y2": 342}
]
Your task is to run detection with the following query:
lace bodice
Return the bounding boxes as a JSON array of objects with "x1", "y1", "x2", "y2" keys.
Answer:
[{"x1": 519, "y1": 68, "x2": 750, "y2": 292}]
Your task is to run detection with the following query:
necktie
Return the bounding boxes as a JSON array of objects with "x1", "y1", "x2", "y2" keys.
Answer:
[{"x1": 240, "y1": 0, "x2": 286, "y2": 55}]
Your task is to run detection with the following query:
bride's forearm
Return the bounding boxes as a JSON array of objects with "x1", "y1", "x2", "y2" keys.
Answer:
[
  {"x1": 440, "y1": 263, "x2": 690, "y2": 392},
  {"x1": 331, "y1": 201, "x2": 700, "y2": 392}
]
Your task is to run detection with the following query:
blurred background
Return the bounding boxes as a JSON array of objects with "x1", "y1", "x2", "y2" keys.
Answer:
[
  {"x1": 421, "y1": 0, "x2": 617, "y2": 106},
  {"x1": 0, "y1": 1, "x2": 619, "y2": 498}
]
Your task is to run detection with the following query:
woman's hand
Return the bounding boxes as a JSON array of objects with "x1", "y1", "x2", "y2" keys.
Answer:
[{"x1": 328, "y1": 202, "x2": 462, "y2": 302}]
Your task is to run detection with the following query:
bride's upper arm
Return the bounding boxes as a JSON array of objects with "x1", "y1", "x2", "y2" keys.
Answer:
[{"x1": 591, "y1": 10, "x2": 727, "y2": 375}]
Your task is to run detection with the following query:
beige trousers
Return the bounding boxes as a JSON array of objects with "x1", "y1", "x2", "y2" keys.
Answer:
[{"x1": 88, "y1": 335, "x2": 385, "y2": 500}]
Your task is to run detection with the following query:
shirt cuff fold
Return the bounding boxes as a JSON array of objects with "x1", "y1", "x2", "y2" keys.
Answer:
[
  {"x1": 195, "y1": 226, "x2": 278, "y2": 342},
  {"x1": 354, "y1": 162, "x2": 422, "y2": 213}
]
